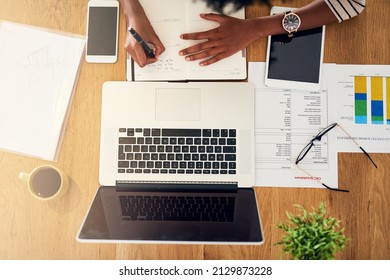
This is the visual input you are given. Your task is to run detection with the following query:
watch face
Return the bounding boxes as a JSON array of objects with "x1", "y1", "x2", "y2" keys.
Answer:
[{"x1": 283, "y1": 14, "x2": 300, "y2": 32}]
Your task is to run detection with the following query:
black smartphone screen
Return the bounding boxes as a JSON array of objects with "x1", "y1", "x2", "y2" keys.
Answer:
[
  {"x1": 87, "y1": 6, "x2": 118, "y2": 56},
  {"x1": 267, "y1": 26, "x2": 324, "y2": 83}
]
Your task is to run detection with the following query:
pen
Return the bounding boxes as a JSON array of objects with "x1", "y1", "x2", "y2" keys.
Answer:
[{"x1": 128, "y1": 27, "x2": 155, "y2": 58}]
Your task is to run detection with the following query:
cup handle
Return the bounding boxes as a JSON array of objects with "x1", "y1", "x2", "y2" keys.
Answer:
[{"x1": 19, "y1": 172, "x2": 30, "y2": 182}]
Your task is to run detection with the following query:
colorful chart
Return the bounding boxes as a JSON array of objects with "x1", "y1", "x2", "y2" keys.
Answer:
[
  {"x1": 354, "y1": 76, "x2": 368, "y2": 124},
  {"x1": 387, "y1": 77, "x2": 390, "y2": 125},
  {"x1": 354, "y1": 76, "x2": 389, "y2": 125}
]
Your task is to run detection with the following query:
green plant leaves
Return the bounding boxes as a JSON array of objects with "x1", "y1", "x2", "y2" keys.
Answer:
[{"x1": 275, "y1": 202, "x2": 348, "y2": 260}]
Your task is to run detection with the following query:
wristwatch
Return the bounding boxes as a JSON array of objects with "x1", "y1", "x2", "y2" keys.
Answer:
[{"x1": 282, "y1": 11, "x2": 301, "y2": 37}]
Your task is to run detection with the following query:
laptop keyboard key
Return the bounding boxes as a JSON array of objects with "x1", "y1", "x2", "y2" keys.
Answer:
[
  {"x1": 118, "y1": 161, "x2": 129, "y2": 168},
  {"x1": 202, "y1": 129, "x2": 211, "y2": 137},
  {"x1": 223, "y1": 146, "x2": 236, "y2": 153},
  {"x1": 225, "y1": 154, "x2": 236, "y2": 161},
  {"x1": 152, "y1": 128, "x2": 161, "y2": 136},
  {"x1": 162, "y1": 129, "x2": 201, "y2": 137},
  {"x1": 119, "y1": 137, "x2": 136, "y2": 144},
  {"x1": 127, "y1": 128, "x2": 134, "y2": 136},
  {"x1": 143, "y1": 128, "x2": 151, "y2": 136}
]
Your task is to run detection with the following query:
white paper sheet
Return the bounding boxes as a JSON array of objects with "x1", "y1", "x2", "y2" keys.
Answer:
[
  {"x1": 0, "y1": 21, "x2": 85, "y2": 160},
  {"x1": 332, "y1": 64, "x2": 390, "y2": 153},
  {"x1": 249, "y1": 62, "x2": 339, "y2": 188}
]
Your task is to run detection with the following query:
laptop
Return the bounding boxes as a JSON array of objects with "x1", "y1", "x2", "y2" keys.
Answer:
[{"x1": 77, "y1": 81, "x2": 264, "y2": 244}]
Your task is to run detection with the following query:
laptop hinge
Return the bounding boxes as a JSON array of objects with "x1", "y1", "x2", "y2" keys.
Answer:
[{"x1": 115, "y1": 181, "x2": 238, "y2": 193}]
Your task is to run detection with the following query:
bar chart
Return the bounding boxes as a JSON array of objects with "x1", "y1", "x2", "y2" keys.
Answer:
[
  {"x1": 388, "y1": 77, "x2": 390, "y2": 125},
  {"x1": 354, "y1": 75, "x2": 389, "y2": 125},
  {"x1": 334, "y1": 64, "x2": 390, "y2": 153}
]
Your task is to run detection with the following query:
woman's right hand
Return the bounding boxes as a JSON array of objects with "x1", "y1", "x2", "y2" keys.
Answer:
[{"x1": 121, "y1": 0, "x2": 165, "y2": 67}]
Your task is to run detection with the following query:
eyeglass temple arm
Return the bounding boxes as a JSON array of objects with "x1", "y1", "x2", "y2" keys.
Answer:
[
  {"x1": 296, "y1": 164, "x2": 350, "y2": 193},
  {"x1": 359, "y1": 147, "x2": 378, "y2": 168},
  {"x1": 337, "y1": 124, "x2": 378, "y2": 169},
  {"x1": 322, "y1": 183, "x2": 350, "y2": 193}
]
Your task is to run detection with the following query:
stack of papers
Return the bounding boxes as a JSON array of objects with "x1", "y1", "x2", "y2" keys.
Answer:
[
  {"x1": 249, "y1": 62, "x2": 390, "y2": 188},
  {"x1": 0, "y1": 21, "x2": 85, "y2": 161}
]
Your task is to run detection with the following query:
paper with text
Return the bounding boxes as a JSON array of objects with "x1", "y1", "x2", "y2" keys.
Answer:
[
  {"x1": 128, "y1": 0, "x2": 246, "y2": 81},
  {"x1": 249, "y1": 62, "x2": 339, "y2": 188}
]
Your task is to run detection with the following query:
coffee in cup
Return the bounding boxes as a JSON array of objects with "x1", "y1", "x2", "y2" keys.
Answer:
[{"x1": 19, "y1": 165, "x2": 69, "y2": 200}]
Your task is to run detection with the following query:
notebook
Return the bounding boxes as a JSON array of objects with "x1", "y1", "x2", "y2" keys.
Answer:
[
  {"x1": 126, "y1": 0, "x2": 247, "y2": 81},
  {"x1": 77, "y1": 81, "x2": 263, "y2": 244}
]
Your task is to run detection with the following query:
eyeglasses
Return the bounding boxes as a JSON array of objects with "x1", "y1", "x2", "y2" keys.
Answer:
[{"x1": 295, "y1": 122, "x2": 377, "y2": 193}]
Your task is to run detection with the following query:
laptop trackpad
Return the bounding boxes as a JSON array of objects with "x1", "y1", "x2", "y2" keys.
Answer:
[{"x1": 155, "y1": 88, "x2": 201, "y2": 121}]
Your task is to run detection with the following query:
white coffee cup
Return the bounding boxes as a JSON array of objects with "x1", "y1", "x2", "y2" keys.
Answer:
[{"x1": 19, "y1": 165, "x2": 69, "y2": 200}]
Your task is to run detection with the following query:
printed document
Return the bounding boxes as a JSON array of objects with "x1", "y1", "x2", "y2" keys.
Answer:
[{"x1": 249, "y1": 62, "x2": 339, "y2": 188}]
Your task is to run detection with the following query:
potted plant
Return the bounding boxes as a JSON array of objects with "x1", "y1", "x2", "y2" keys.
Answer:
[{"x1": 275, "y1": 202, "x2": 348, "y2": 260}]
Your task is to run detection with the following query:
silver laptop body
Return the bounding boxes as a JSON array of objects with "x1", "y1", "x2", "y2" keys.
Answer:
[{"x1": 77, "y1": 81, "x2": 263, "y2": 244}]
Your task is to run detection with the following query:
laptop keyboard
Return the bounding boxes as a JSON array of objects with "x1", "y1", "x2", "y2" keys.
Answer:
[
  {"x1": 119, "y1": 195, "x2": 235, "y2": 222},
  {"x1": 117, "y1": 128, "x2": 237, "y2": 175}
]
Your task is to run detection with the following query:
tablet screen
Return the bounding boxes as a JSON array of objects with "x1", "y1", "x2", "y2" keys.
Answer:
[{"x1": 267, "y1": 26, "x2": 324, "y2": 84}]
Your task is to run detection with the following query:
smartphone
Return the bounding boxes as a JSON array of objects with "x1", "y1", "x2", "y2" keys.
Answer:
[
  {"x1": 86, "y1": 0, "x2": 119, "y2": 63},
  {"x1": 264, "y1": 6, "x2": 325, "y2": 91}
]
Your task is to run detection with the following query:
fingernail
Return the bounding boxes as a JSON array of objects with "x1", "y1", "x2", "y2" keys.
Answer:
[
  {"x1": 185, "y1": 57, "x2": 191, "y2": 61},
  {"x1": 179, "y1": 51, "x2": 183, "y2": 56}
]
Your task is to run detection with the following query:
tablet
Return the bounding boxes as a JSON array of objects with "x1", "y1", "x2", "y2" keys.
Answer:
[{"x1": 264, "y1": 6, "x2": 325, "y2": 91}]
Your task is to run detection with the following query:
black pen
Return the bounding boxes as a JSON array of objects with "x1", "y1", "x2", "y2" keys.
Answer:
[{"x1": 128, "y1": 27, "x2": 155, "y2": 58}]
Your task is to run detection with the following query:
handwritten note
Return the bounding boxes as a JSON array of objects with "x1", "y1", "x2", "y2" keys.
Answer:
[
  {"x1": 128, "y1": 0, "x2": 246, "y2": 81},
  {"x1": 0, "y1": 21, "x2": 85, "y2": 160}
]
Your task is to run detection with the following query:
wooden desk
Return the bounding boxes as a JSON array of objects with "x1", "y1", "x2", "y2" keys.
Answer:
[{"x1": 0, "y1": 0, "x2": 389, "y2": 259}]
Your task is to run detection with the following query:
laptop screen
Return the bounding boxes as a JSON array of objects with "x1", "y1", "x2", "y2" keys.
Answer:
[{"x1": 78, "y1": 186, "x2": 263, "y2": 244}]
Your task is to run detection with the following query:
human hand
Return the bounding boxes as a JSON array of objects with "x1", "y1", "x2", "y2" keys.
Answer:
[
  {"x1": 125, "y1": 13, "x2": 165, "y2": 67},
  {"x1": 179, "y1": 13, "x2": 257, "y2": 66}
]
